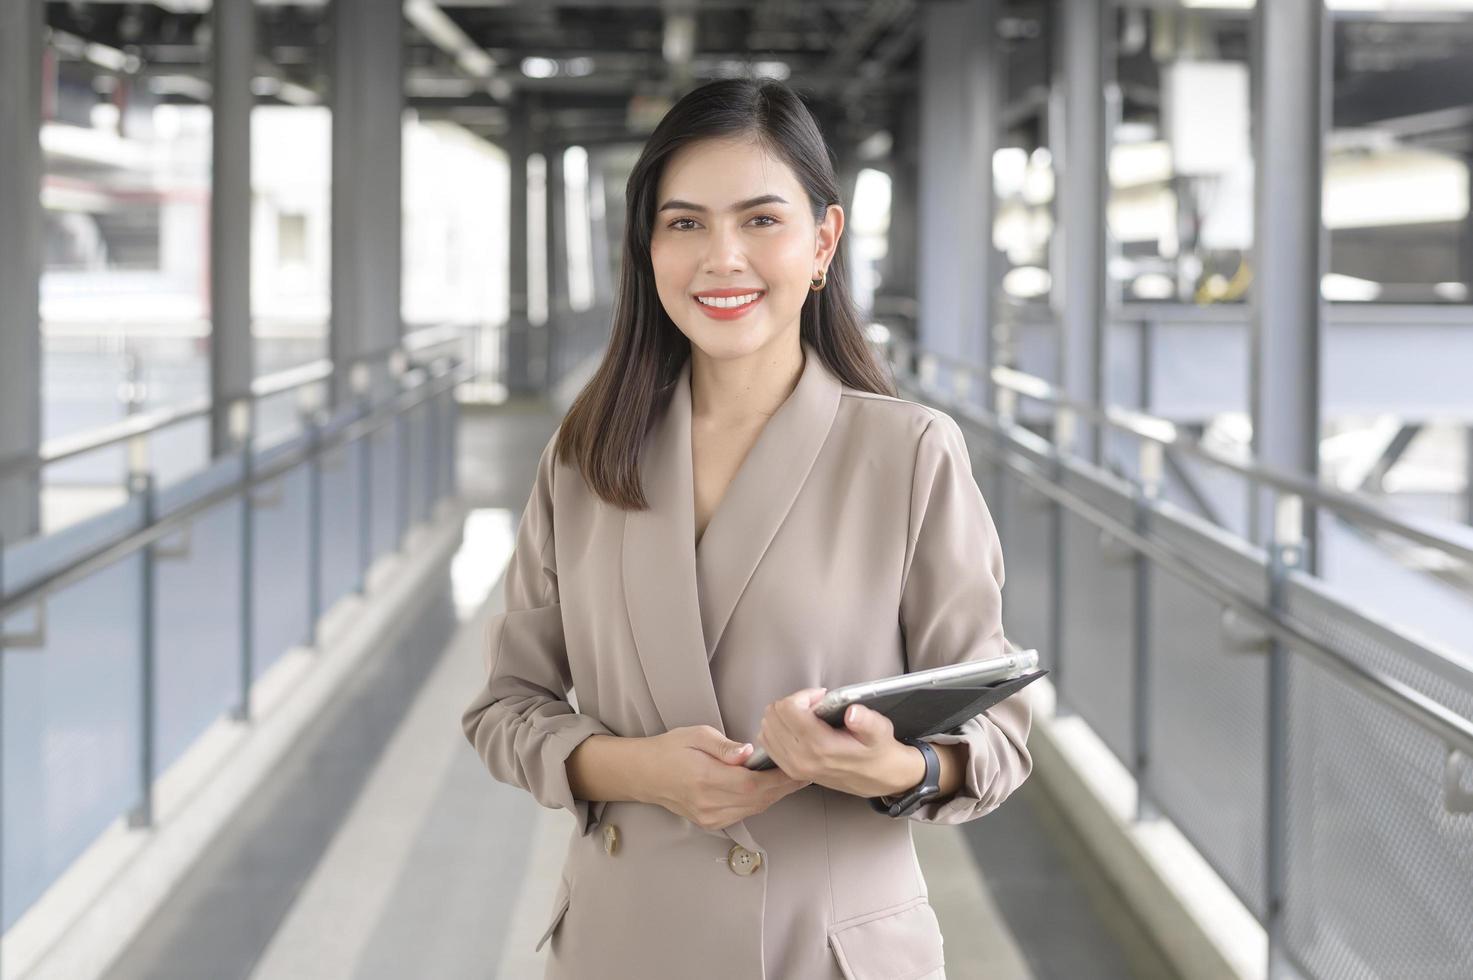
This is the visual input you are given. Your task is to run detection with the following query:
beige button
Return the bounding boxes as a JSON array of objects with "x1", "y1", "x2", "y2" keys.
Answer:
[
  {"x1": 603, "y1": 823, "x2": 620, "y2": 856},
  {"x1": 727, "y1": 843, "x2": 762, "y2": 876}
]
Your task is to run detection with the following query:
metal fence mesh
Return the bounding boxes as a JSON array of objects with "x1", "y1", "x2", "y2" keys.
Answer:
[{"x1": 1284, "y1": 578, "x2": 1473, "y2": 978}]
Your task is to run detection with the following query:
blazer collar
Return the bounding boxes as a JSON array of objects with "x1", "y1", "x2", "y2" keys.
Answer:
[{"x1": 622, "y1": 338, "x2": 842, "y2": 740}]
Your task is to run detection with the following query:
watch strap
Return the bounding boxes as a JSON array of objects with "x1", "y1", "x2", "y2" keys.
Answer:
[{"x1": 869, "y1": 737, "x2": 942, "y2": 817}]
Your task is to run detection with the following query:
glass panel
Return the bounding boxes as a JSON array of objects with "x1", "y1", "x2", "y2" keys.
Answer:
[
  {"x1": 252, "y1": 461, "x2": 311, "y2": 677},
  {"x1": 3, "y1": 553, "x2": 143, "y2": 931},
  {"x1": 154, "y1": 495, "x2": 242, "y2": 776}
]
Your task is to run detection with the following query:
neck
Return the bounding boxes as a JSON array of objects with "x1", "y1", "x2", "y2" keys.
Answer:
[{"x1": 689, "y1": 334, "x2": 804, "y2": 428}]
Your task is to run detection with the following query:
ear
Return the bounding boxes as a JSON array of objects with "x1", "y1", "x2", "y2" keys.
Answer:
[{"x1": 814, "y1": 203, "x2": 844, "y2": 273}]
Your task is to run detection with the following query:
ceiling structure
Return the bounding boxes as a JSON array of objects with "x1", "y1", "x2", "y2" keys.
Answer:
[{"x1": 38, "y1": 1, "x2": 1473, "y2": 157}]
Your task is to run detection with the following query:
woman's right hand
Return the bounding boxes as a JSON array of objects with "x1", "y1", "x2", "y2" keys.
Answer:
[{"x1": 641, "y1": 725, "x2": 812, "y2": 832}]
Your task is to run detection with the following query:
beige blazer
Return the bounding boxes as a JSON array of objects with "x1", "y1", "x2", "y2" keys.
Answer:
[{"x1": 462, "y1": 338, "x2": 1034, "y2": 980}]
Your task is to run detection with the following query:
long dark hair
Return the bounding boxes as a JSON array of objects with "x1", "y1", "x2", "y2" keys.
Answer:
[{"x1": 555, "y1": 77, "x2": 896, "y2": 510}]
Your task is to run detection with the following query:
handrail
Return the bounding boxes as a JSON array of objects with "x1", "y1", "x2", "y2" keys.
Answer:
[
  {"x1": 884, "y1": 354, "x2": 1473, "y2": 762},
  {"x1": 402, "y1": 322, "x2": 467, "y2": 353},
  {"x1": 0, "y1": 362, "x2": 469, "y2": 621},
  {"x1": 0, "y1": 331, "x2": 466, "y2": 484},
  {"x1": 886, "y1": 334, "x2": 1473, "y2": 566},
  {"x1": 252, "y1": 358, "x2": 333, "y2": 400}
]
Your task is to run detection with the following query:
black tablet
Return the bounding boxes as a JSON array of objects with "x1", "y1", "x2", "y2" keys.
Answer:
[{"x1": 743, "y1": 668, "x2": 1047, "y2": 771}]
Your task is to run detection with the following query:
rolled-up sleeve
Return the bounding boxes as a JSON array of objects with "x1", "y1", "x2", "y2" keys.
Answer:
[
  {"x1": 897, "y1": 412, "x2": 1034, "y2": 825},
  {"x1": 461, "y1": 429, "x2": 614, "y2": 836}
]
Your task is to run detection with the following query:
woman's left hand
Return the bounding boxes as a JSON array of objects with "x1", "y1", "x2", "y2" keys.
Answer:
[{"x1": 758, "y1": 688, "x2": 921, "y2": 799}]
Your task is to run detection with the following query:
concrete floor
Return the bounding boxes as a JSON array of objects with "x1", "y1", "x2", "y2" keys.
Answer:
[{"x1": 104, "y1": 401, "x2": 1178, "y2": 980}]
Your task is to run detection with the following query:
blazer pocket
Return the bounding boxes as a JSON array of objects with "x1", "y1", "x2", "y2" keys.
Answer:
[
  {"x1": 534, "y1": 877, "x2": 572, "y2": 953},
  {"x1": 827, "y1": 896, "x2": 945, "y2": 980}
]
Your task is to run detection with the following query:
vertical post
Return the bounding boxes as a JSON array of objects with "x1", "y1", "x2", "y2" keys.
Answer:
[
  {"x1": 0, "y1": 0, "x2": 44, "y2": 543},
  {"x1": 0, "y1": 529, "x2": 6, "y2": 941},
  {"x1": 1464, "y1": 425, "x2": 1472, "y2": 527},
  {"x1": 1264, "y1": 494, "x2": 1303, "y2": 980},
  {"x1": 126, "y1": 436, "x2": 155, "y2": 828},
  {"x1": 1132, "y1": 440, "x2": 1160, "y2": 822},
  {"x1": 354, "y1": 363, "x2": 372, "y2": 593},
  {"x1": 328, "y1": 0, "x2": 403, "y2": 409},
  {"x1": 232, "y1": 400, "x2": 256, "y2": 722},
  {"x1": 396, "y1": 396, "x2": 411, "y2": 546},
  {"x1": 918, "y1": 0, "x2": 1000, "y2": 404},
  {"x1": 587, "y1": 152, "x2": 613, "y2": 307},
  {"x1": 426, "y1": 381, "x2": 440, "y2": 521},
  {"x1": 209, "y1": 0, "x2": 255, "y2": 458},
  {"x1": 1249, "y1": 0, "x2": 1326, "y2": 571},
  {"x1": 545, "y1": 144, "x2": 567, "y2": 389},
  {"x1": 1047, "y1": 406, "x2": 1072, "y2": 714},
  {"x1": 448, "y1": 382, "x2": 460, "y2": 501},
  {"x1": 504, "y1": 95, "x2": 533, "y2": 396},
  {"x1": 1056, "y1": 0, "x2": 1110, "y2": 467},
  {"x1": 303, "y1": 406, "x2": 323, "y2": 647},
  {"x1": 878, "y1": 104, "x2": 920, "y2": 320}
]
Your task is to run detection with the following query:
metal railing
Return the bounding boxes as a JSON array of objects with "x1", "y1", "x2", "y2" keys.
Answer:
[
  {"x1": 0, "y1": 346, "x2": 469, "y2": 937},
  {"x1": 877, "y1": 331, "x2": 1473, "y2": 980},
  {"x1": 0, "y1": 323, "x2": 465, "y2": 484}
]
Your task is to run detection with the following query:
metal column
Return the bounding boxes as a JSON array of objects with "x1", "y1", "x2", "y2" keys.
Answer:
[
  {"x1": 1463, "y1": 156, "x2": 1473, "y2": 527},
  {"x1": 1055, "y1": 0, "x2": 1109, "y2": 466},
  {"x1": 0, "y1": 0, "x2": 44, "y2": 543},
  {"x1": 876, "y1": 104, "x2": 920, "y2": 316},
  {"x1": 328, "y1": 0, "x2": 403, "y2": 407},
  {"x1": 504, "y1": 95, "x2": 534, "y2": 395},
  {"x1": 210, "y1": 0, "x2": 255, "y2": 457},
  {"x1": 588, "y1": 151, "x2": 613, "y2": 307},
  {"x1": 545, "y1": 142, "x2": 568, "y2": 387},
  {"x1": 918, "y1": 0, "x2": 1000, "y2": 406},
  {"x1": 1249, "y1": 0, "x2": 1326, "y2": 569}
]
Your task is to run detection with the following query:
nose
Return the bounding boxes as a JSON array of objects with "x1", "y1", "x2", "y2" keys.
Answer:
[{"x1": 702, "y1": 221, "x2": 747, "y2": 275}]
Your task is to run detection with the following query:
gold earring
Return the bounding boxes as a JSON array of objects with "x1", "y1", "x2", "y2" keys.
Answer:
[{"x1": 810, "y1": 268, "x2": 827, "y2": 291}]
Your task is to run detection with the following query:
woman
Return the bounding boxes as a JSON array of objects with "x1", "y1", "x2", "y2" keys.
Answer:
[{"x1": 461, "y1": 77, "x2": 1034, "y2": 980}]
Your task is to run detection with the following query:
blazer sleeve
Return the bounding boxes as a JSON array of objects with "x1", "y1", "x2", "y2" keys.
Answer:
[
  {"x1": 460, "y1": 429, "x2": 615, "y2": 837},
  {"x1": 896, "y1": 411, "x2": 1034, "y2": 825}
]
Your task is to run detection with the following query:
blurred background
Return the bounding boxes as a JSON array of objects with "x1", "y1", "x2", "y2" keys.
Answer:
[{"x1": 1, "y1": 2, "x2": 1472, "y2": 979}]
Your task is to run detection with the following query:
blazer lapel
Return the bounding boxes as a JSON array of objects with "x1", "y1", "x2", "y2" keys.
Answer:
[
  {"x1": 694, "y1": 340, "x2": 841, "y2": 661},
  {"x1": 622, "y1": 339, "x2": 840, "y2": 855},
  {"x1": 622, "y1": 339, "x2": 842, "y2": 732}
]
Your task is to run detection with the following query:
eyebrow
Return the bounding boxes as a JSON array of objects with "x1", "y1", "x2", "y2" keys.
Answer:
[{"x1": 656, "y1": 194, "x2": 789, "y2": 214}]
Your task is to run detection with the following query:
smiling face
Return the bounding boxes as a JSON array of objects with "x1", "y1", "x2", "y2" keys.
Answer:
[{"x1": 649, "y1": 136, "x2": 843, "y2": 362}]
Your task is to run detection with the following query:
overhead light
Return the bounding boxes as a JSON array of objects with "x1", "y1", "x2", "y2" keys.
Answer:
[
  {"x1": 1321, "y1": 273, "x2": 1382, "y2": 302},
  {"x1": 857, "y1": 130, "x2": 892, "y2": 161},
  {"x1": 1130, "y1": 273, "x2": 1176, "y2": 300},
  {"x1": 993, "y1": 147, "x2": 1028, "y2": 197},
  {"x1": 1002, "y1": 266, "x2": 1052, "y2": 299},
  {"x1": 663, "y1": 13, "x2": 696, "y2": 65},
  {"x1": 521, "y1": 57, "x2": 558, "y2": 79}
]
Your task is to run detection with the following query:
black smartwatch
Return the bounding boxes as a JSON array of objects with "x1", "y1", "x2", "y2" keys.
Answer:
[{"x1": 869, "y1": 737, "x2": 942, "y2": 817}]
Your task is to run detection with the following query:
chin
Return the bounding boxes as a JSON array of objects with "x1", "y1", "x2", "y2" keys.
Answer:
[{"x1": 688, "y1": 323, "x2": 772, "y2": 357}]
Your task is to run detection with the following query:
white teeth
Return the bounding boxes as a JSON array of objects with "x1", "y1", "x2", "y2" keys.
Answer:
[{"x1": 696, "y1": 292, "x2": 761, "y2": 308}]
